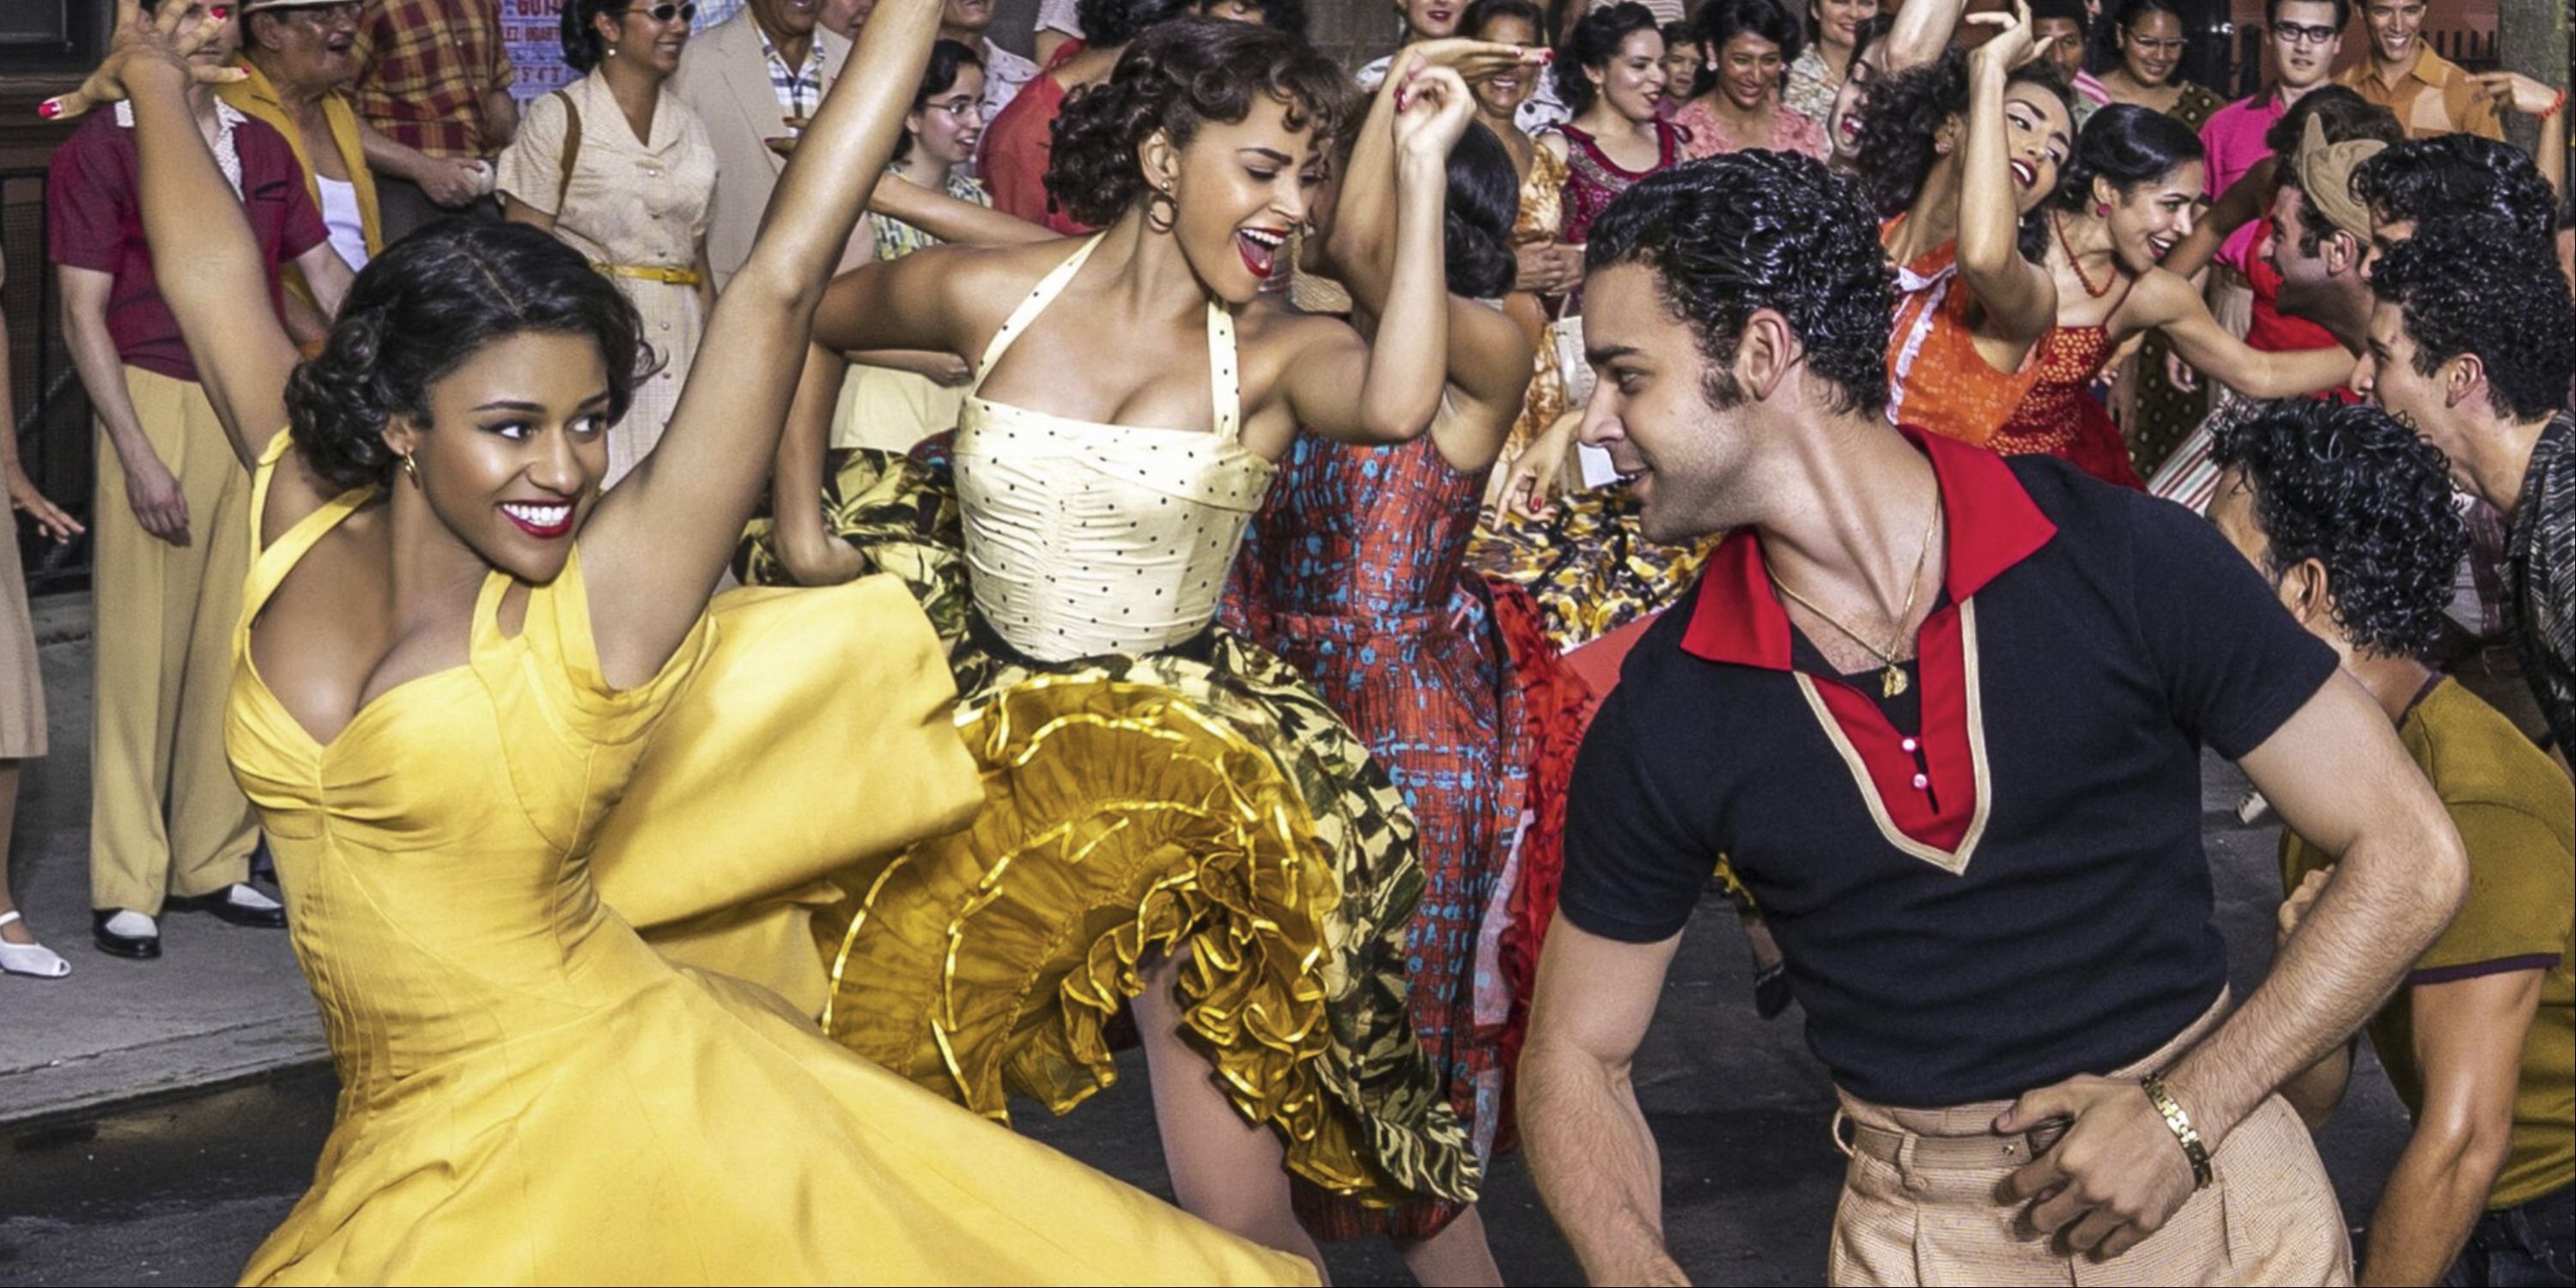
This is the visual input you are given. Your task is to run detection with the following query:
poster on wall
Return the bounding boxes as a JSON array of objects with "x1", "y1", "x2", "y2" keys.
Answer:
[{"x1": 500, "y1": 0, "x2": 578, "y2": 100}]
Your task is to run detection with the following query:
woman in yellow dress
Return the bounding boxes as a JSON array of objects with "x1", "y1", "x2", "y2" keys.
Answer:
[
  {"x1": 47, "y1": 3, "x2": 1312, "y2": 1285},
  {"x1": 760, "y1": 21, "x2": 1486, "y2": 1267}
]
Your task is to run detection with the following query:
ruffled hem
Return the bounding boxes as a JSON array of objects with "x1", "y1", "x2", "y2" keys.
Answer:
[{"x1": 1465, "y1": 488, "x2": 1719, "y2": 653}]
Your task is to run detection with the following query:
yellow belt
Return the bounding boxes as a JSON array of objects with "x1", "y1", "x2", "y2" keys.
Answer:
[{"x1": 593, "y1": 262, "x2": 702, "y2": 286}]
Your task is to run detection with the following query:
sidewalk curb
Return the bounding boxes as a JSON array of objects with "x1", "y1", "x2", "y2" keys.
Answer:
[
  {"x1": 1, "y1": 1018, "x2": 327, "y2": 1135},
  {"x1": 30, "y1": 589, "x2": 89, "y2": 649}
]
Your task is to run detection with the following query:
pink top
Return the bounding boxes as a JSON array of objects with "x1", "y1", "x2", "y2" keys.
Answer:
[
  {"x1": 2199, "y1": 93, "x2": 2286, "y2": 274},
  {"x1": 1668, "y1": 100, "x2": 1831, "y2": 161}
]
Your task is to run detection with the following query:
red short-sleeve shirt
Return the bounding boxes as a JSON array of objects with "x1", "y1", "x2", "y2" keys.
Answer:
[{"x1": 47, "y1": 107, "x2": 325, "y2": 384}]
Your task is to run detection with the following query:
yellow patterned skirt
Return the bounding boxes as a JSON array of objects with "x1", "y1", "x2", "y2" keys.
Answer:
[{"x1": 740, "y1": 449, "x2": 1479, "y2": 1212}]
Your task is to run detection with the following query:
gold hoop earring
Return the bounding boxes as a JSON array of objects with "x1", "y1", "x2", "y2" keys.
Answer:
[
  {"x1": 401, "y1": 451, "x2": 421, "y2": 486},
  {"x1": 1145, "y1": 188, "x2": 1179, "y2": 234}
]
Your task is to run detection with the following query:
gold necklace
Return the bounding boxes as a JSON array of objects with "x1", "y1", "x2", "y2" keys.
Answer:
[{"x1": 1765, "y1": 491, "x2": 1943, "y2": 699}]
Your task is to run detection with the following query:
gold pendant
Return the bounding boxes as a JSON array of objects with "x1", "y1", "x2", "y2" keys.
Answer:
[{"x1": 1882, "y1": 665, "x2": 1908, "y2": 699}]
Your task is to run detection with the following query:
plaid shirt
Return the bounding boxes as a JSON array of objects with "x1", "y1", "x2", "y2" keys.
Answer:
[
  {"x1": 756, "y1": 24, "x2": 827, "y2": 120},
  {"x1": 353, "y1": 0, "x2": 514, "y2": 160},
  {"x1": 2511, "y1": 411, "x2": 2576, "y2": 756}
]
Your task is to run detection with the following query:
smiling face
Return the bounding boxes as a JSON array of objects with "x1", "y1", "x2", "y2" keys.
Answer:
[
  {"x1": 750, "y1": 0, "x2": 823, "y2": 39},
  {"x1": 1813, "y1": 0, "x2": 1879, "y2": 51},
  {"x1": 2268, "y1": 0, "x2": 2342, "y2": 90},
  {"x1": 1996, "y1": 83, "x2": 2076, "y2": 214},
  {"x1": 2099, "y1": 160, "x2": 2203, "y2": 270},
  {"x1": 2118, "y1": 8, "x2": 2185, "y2": 86},
  {"x1": 253, "y1": 3, "x2": 361, "y2": 86},
  {"x1": 908, "y1": 63, "x2": 987, "y2": 167},
  {"x1": 2263, "y1": 183, "x2": 2354, "y2": 319},
  {"x1": 1577, "y1": 263, "x2": 1753, "y2": 543},
  {"x1": 1155, "y1": 94, "x2": 1325, "y2": 303},
  {"x1": 1402, "y1": 0, "x2": 1461, "y2": 39},
  {"x1": 1826, "y1": 42, "x2": 1884, "y2": 160},
  {"x1": 1589, "y1": 27, "x2": 1670, "y2": 125},
  {"x1": 383, "y1": 331, "x2": 612, "y2": 583},
  {"x1": 1704, "y1": 30, "x2": 1783, "y2": 112},
  {"x1": 600, "y1": 3, "x2": 692, "y2": 76},
  {"x1": 1660, "y1": 41, "x2": 1704, "y2": 108},
  {"x1": 1471, "y1": 13, "x2": 1542, "y2": 118},
  {"x1": 2362, "y1": 0, "x2": 2425, "y2": 65}
]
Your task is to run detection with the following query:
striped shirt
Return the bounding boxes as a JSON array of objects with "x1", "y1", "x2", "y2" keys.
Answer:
[{"x1": 2511, "y1": 411, "x2": 2576, "y2": 754}]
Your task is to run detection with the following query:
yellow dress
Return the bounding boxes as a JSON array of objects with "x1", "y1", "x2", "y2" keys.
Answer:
[{"x1": 225, "y1": 432, "x2": 1315, "y2": 1286}]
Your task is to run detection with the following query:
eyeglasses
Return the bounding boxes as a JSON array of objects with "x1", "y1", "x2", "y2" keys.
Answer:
[
  {"x1": 625, "y1": 2, "x2": 698, "y2": 21},
  {"x1": 2271, "y1": 21, "x2": 2340, "y2": 44},
  {"x1": 2123, "y1": 33, "x2": 2186, "y2": 52}
]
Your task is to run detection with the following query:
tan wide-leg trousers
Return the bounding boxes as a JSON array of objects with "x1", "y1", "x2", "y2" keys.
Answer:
[{"x1": 90, "y1": 365, "x2": 257, "y2": 914}]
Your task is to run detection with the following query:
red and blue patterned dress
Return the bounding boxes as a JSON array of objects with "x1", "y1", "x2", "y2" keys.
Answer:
[{"x1": 1224, "y1": 431, "x2": 1583, "y2": 1241}]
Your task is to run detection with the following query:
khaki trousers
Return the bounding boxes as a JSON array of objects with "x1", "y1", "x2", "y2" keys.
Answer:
[
  {"x1": 1826, "y1": 993, "x2": 2353, "y2": 1286},
  {"x1": 90, "y1": 365, "x2": 257, "y2": 914}
]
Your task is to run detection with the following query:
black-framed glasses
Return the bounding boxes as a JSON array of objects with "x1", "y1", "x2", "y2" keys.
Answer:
[
  {"x1": 626, "y1": 2, "x2": 698, "y2": 21},
  {"x1": 2271, "y1": 20, "x2": 2339, "y2": 44}
]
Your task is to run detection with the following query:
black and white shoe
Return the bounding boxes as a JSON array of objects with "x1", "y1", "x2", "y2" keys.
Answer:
[
  {"x1": 93, "y1": 908, "x2": 162, "y2": 959},
  {"x1": 167, "y1": 883, "x2": 286, "y2": 929}
]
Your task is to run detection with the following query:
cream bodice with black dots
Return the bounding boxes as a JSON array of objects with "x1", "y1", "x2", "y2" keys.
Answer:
[{"x1": 954, "y1": 235, "x2": 1276, "y2": 663}]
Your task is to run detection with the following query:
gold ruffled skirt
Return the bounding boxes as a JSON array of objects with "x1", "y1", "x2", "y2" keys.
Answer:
[{"x1": 741, "y1": 448, "x2": 1479, "y2": 1210}]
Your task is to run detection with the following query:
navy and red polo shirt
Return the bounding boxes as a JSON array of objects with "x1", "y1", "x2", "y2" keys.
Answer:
[{"x1": 1559, "y1": 428, "x2": 2340, "y2": 1109}]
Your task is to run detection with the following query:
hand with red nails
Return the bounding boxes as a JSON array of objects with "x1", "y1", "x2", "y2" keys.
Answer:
[{"x1": 38, "y1": 0, "x2": 246, "y2": 123}]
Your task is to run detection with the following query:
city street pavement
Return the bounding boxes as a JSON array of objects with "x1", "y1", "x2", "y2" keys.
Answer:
[{"x1": 0, "y1": 595, "x2": 2416, "y2": 1285}]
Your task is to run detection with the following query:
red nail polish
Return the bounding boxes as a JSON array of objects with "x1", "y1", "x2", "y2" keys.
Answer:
[
  {"x1": 211, "y1": 5, "x2": 229, "y2": 16},
  {"x1": 36, "y1": 100, "x2": 58, "y2": 118}
]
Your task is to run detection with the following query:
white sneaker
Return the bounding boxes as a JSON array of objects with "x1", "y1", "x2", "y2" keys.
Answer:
[{"x1": 0, "y1": 910, "x2": 70, "y2": 979}]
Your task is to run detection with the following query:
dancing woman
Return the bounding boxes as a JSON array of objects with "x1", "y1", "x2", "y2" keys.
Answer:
[
  {"x1": 766, "y1": 18, "x2": 1479, "y2": 1266},
  {"x1": 51, "y1": 1, "x2": 1312, "y2": 1282}
]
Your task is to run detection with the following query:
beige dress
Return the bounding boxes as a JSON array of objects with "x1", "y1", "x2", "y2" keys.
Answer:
[
  {"x1": 0, "y1": 503, "x2": 45, "y2": 759},
  {"x1": 497, "y1": 71, "x2": 716, "y2": 487}
]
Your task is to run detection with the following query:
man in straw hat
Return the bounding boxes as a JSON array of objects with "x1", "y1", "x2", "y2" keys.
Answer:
[{"x1": 222, "y1": 0, "x2": 379, "y2": 302}]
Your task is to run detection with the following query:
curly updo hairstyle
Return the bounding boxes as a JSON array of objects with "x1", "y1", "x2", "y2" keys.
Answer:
[
  {"x1": 1045, "y1": 17, "x2": 1355, "y2": 230},
  {"x1": 1554, "y1": 2, "x2": 1662, "y2": 118},
  {"x1": 2209, "y1": 400, "x2": 2467, "y2": 659},
  {"x1": 2052, "y1": 103, "x2": 2203, "y2": 211},
  {"x1": 559, "y1": 0, "x2": 627, "y2": 73},
  {"x1": 1853, "y1": 49, "x2": 2073, "y2": 217},
  {"x1": 1445, "y1": 122, "x2": 1522, "y2": 299},
  {"x1": 285, "y1": 222, "x2": 653, "y2": 492},
  {"x1": 1586, "y1": 150, "x2": 1897, "y2": 417}
]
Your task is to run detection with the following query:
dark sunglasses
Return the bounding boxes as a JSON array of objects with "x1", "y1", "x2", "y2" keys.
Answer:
[{"x1": 626, "y1": 2, "x2": 698, "y2": 21}]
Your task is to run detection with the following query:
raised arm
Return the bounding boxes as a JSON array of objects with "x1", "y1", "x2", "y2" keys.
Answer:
[
  {"x1": 1270, "y1": 64, "x2": 1461, "y2": 446},
  {"x1": 2163, "y1": 156, "x2": 2275, "y2": 281},
  {"x1": 1521, "y1": 921, "x2": 1689, "y2": 1287},
  {"x1": 867, "y1": 176, "x2": 1054, "y2": 245},
  {"x1": 1883, "y1": 0, "x2": 1971, "y2": 72},
  {"x1": 577, "y1": 0, "x2": 941, "y2": 685},
  {"x1": 51, "y1": 2, "x2": 291, "y2": 483},
  {"x1": 1955, "y1": 3, "x2": 2056, "y2": 351}
]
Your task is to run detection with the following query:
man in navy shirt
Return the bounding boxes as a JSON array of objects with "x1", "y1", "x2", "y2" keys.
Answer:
[{"x1": 1516, "y1": 152, "x2": 2470, "y2": 1285}]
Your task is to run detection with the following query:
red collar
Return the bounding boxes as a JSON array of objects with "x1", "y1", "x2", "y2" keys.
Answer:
[{"x1": 1681, "y1": 428, "x2": 2057, "y2": 670}]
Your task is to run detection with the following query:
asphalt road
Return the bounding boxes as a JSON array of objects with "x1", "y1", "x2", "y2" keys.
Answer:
[{"x1": 0, "y1": 756, "x2": 2417, "y2": 1286}]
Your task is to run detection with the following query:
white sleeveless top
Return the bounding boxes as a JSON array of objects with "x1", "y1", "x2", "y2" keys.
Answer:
[{"x1": 954, "y1": 235, "x2": 1277, "y2": 662}]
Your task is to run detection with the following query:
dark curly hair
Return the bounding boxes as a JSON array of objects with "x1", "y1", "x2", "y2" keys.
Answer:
[
  {"x1": 1080, "y1": 0, "x2": 1198, "y2": 47},
  {"x1": 1045, "y1": 17, "x2": 1352, "y2": 228},
  {"x1": 558, "y1": 0, "x2": 626, "y2": 73},
  {"x1": 1585, "y1": 151, "x2": 1896, "y2": 417},
  {"x1": 1687, "y1": 0, "x2": 1803, "y2": 100},
  {"x1": 2053, "y1": 103, "x2": 2202, "y2": 211},
  {"x1": 2268, "y1": 88, "x2": 2401, "y2": 256},
  {"x1": 2353, "y1": 134, "x2": 2557, "y2": 257},
  {"x1": 1555, "y1": 2, "x2": 1662, "y2": 118},
  {"x1": 2371, "y1": 224, "x2": 2576, "y2": 423},
  {"x1": 2209, "y1": 400, "x2": 2464, "y2": 659},
  {"x1": 1854, "y1": 50, "x2": 2071, "y2": 261},
  {"x1": 1447, "y1": 122, "x2": 1521, "y2": 299},
  {"x1": 285, "y1": 222, "x2": 652, "y2": 492},
  {"x1": 1225, "y1": 0, "x2": 1310, "y2": 39},
  {"x1": 1462, "y1": 0, "x2": 1547, "y2": 39},
  {"x1": 894, "y1": 39, "x2": 985, "y2": 165}
]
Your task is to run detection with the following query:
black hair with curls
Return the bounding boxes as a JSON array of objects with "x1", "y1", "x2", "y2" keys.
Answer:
[
  {"x1": 2371, "y1": 224, "x2": 2576, "y2": 423},
  {"x1": 2267, "y1": 88, "x2": 2400, "y2": 256},
  {"x1": 285, "y1": 222, "x2": 653, "y2": 492},
  {"x1": 2265, "y1": 0, "x2": 2348, "y2": 33},
  {"x1": 2053, "y1": 103, "x2": 2202, "y2": 211},
  {"x1": 1555, "y1": 2, "x2": 1662, "y2": 118},
  {"x1": 1446, "y1": 122, "x2": 1522, "y2": 299},
  {"x1": 1080, "y1": 0, "x2": 1199, "y2": 47},
  {"x1": 1223, "y1": 0, "x2": 1310, "y2": 39},
  {"x1": 1688, "y1": 0, "x2": 1803, "y2": 100},
  {"x1": 1852, "y1": 49, "x2": 2074, "y2": 216},
  {"x1": 1461, "y1": 0, "x2": 1546, "y2": 39},
  {"x1": 559, "y1": 0, "x2": 625, "y2": 72},
  {"x1": 893, "y1": 39, "x2": 985, "y2": 164},
  {"x1": 1585, "y1": 150, "x2": 1896, "y2": 416},
  {"x1": 2209, "y1": 400, "x2": 2465, "y2": 659},
  {"x1": 1045, "y1": 17, "x2": 1353, "y2": 229},
  {"x1": 2353, "y1": 134, "x2": 2557, "y2": 256}
]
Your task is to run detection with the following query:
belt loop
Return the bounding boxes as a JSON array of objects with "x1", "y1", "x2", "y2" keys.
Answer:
[{"x1": 1832, "y1": 1109, "x2": 1856, "y2": 1158}]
